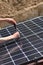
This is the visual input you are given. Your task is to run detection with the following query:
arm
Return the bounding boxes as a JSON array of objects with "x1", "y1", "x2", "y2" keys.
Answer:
[
  {"x1": 0, "y1": 18, "x2": 20, "y2": 43},
  {"x1": 0, "y1": 18, "x2": 16, "y2": 24},
  {"x1": 0, "y1": 32, "x2": 20, "y2": 43}
]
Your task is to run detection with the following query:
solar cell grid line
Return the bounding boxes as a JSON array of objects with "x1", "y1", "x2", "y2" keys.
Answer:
[
  {"x1": 7, "y1": 25, "x2": 24, "y2": 38},
  {"x1": 37, "y1": 18, "x2": 43, "y2": 28},
  {"x1": 6, "y1": 28, "x2": 11, "y2": 35},
  {"x1": 0, "y1": 16, "x2": 43, "y2": 65},
  {"x1": 31, "y1": 18, "x2": 43, "y2": 29},
  {"x1": 23, "y1": 19, "x2": 42, "y2": 40},
  {"x1": 0, "y1": 54, "x2": 10, "y2": 63},
  {"x1": 0, "y1": 29, "x2": 16, "y2": 65},
  {"x1": 18, "y1": 16, "x2": 41, "y2": 25},
  {"x1": 34, "y1": 42, "x2": 43, "y2": 48},
  {"x1": 13, "y1": 55, "x2": 25, "y2": 61},
  {"x1": 0, "y1": 38, "x2": 42, "y2": 64},
  {"x1": 17, "y1": 21, "x2": 42, "y2": 46},
  {"x1": 39, "y1": 16, "x2": 43, "y2": 21},
  {"x1": 5, "y1": 28, "x2": 16, "y2": 65},
  {"x1": 23, "y1": 23, "x2": 43, "y2": 56},
  {"x1": 6, "y1": 29, "x2": 29, "y2": 61},
  {"x1": 38, "y1": 46, "x2": 43, "y2": 52},
  {"x1": 0, "y1": 40, "x2": 42, "y2": 64},
  {"x1": 20, "y1": 31, "x2": 42, "y2": 43},
  {"x1": 26, "y1": 50, "x2": 39, "y2": 57},
  {"x1": 16, "y1": 27, "x2": 42, "y2": 57},
  {"x1": 0, "y1": 57, "x2": 11, "y2": 65},
  {"x1": 6, "y1": 27, "x2": 30, "y2": 62},
  {"x1": 5, "y1": 45, "x2": 16, "y2": 65},
  {"x1": 7, "y1": 22, "x2": 43, "y2": 38},
  {"x1": 16, "y1": 25, "x2": 40, "y2": 60},
  {"x1": 30, "y1": 19, "x2": 43, "y2": 40},
  {"x1": 0, "y1": 55, "x2": 10, "y2": 63},
  {"x1": 23, "y1": 23, "x2": 43, "y2": 51},
  {"x1": 0, "y1": 50, "x2": 7, "y2": 57},
  {"x1": 39, "y1": 17, "x2": 43, "y2": 22},
  {"x1": 35, "y1": 45, "x2": 43, "y2": 53},
  {"x1": 22, "y1": 40, "x2": 42, "y2": 53},
  {"x1": 0, "y1": 49, "x2": 6, "y2": 55},
  {"x1": 0, "y1": 29, "x2": 10, "y2": 37},
  {"x1": 22, "y1": 45, "x2": 34, "y2": 52},
  {"x1": 20, "y1": 31, "x2": 43, "y2": 40},
  {"x1": 0, "y1": 46, "x2": 6, "y2": 52},
  {"x1": 17, "y1": 24, "x2": 33, "y2": 34},
  {"x1": 1, "y1": 61, "x2": 13, "y2": 65}
]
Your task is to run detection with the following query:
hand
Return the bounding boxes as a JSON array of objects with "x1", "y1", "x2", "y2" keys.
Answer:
[
  {"x1": 0, "y1": 18, "x2": 20, "y2": 43},
  {"x1": 0, "y1": 32, "x2": 20, "y2": 43},
  {"x1": 5, "y1": 18, "x2": 17, "y2": 24}
]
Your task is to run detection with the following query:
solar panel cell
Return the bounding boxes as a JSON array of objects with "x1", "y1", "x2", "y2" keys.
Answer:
[
  {"x1": 0, "y1": 46, "x2": 6, "y2": 52},
  {"x1": 15, "y1": 58, "x2": 27, "y2": 65},
  {"x1": 34, "y1": 42, "x2": 43, "y2": 48},
  {"x1": 23, "y1": 46, "x2": 34, "y2": 52},
  {"x1": 28, "y1": 53, "x2": 41, "y2": 60},
  {"x1": 0, "y1": 50, "x2": 7, "y2": 56},
  {"x1": 38, "y1": 46, "x2": 43, "y2": 52},
  {"x1": 40, "y1": 16, "x2": 43, "y2": 20},
  {"x1": 31, "y1": 39, "x2": 42, "y2": 45},
  {"x1": 25, "y1": 49, "x2": 37, "y2": 56},
  {"x1": 21, "y1": 43, "x2": 31, "y2": 49},
  {"x1": 12, "y1": 53, "x2": 24, "y2": 61},
  {"x1": 10, "y1": 50, "x2": 22, "y2": 56},
  {"x1": 7, "y1": 26, "x2": 16, "y2": 34},
  {"x1": 0, "y1": 57, "x2": 11, "y2": 65},
  {"x1": 41, "y1": 51, "x2": 43, "y2": 55},
  {"x1": 32, "y1": 18, "x2": 43, "y2": 27},
  {"x1": 0, "y1": 16, "x2": 43, "y2": 65},
  {"x1": 38, "y1": 32, "x2": 43, "y2": 39},
  {"x1": 17, "y1": 38, "x2": 31, "y2": 46},
  {"x1": 7, "y1": 42, "x2": 17, "y2": 49},
  {"x1": 27, "y1": 35, "x2": 39, "y2": 42},
  {"x1": 17, "y1": 24, "x2": 33, "y2": 36},
  {"x1": 5, "y1": 62, "x2": 14, "y2": 65},
  {"x1": 24, "y1": 21, "x2": 43, "y2": 33},
  {"x1": 0, "y1": 29, "x2": 10, "y2": 37}
]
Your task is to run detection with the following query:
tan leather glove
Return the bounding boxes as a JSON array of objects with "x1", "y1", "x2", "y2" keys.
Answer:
[{"x1": 0, "y1": 18, "x2": 20, "y2": 43}]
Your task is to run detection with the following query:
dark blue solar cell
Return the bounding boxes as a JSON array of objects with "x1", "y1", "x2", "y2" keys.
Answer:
[
  {"x1": 38, "y1": 46, "x2": 43, "y2": 52},
  {"x1": 32, "y1": 18, "x2": 43, "y2": 27},
  {"x1": 0, "y1": 16, "x2": 43, "y2": 65},
  {"x1": 25, "y1": 49, "x2": 37, "y2": 56},
  {"x1": 40, "y1": 16, "x2": 43, "y2": 20},
  {"x1": 31, "y1": 39, "x2": 42, "y2": 45},
  {"x1": 38, "y1": 32, "x2": 43, "y2": 38},
  {"x1": 24, "y1": 20, "x2": 43, "y2": 33},
  {"x1": 27, "y1": 35, "x2": 39, "y2": 42},
  {"x1": 0, "y1": 47, "x2": 6, "y2": 51},
  {"x1": 28, "y1": 53, "x2": 41, "y2": 60},
  {"x1": 17, "y1": 24, "x2": 33, "y2": 36},
  {"x1": 23, "y1": 46, "x2": 34, "y2": 52},
  {"x1": 13, "y1": 53, "x2": 24, "y2": 61},
  {"x1": 0, "y1": 57, "x2": 11, "y2": 65},
  {"x1": 5, "y1": 62, "x2": 14, "y2": 65},
  {"x1": 7, "y1": 26, "x2": 16, "y2": 34},
  {"x1": 0, "y1": 29, "x2": 9, "y2": 37},
  {"x1": 11, "y1": 50, "x2": 22, "y2": 56},
  {"x1": 15, "y1": 58, "x2": 27, "y2": 65},
  {"x1": 34, "y1": 42, "x2": 43, "y2": 48},
  {"x1": 17, "y1": 38, "x2": 31, "y2": 46},
  {"x1": 0, "y1": 50, "x2": 7, "y2": 56}
]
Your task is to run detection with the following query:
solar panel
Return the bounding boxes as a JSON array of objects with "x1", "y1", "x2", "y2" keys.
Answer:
[{"x1": 0, "y1": 16, "x2": 43, "y2": 65}]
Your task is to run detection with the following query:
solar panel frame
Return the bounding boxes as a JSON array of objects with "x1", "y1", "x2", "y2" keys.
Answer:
[{"x1": 0, "y1": 16, "x2": 43, "y2": 65}]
